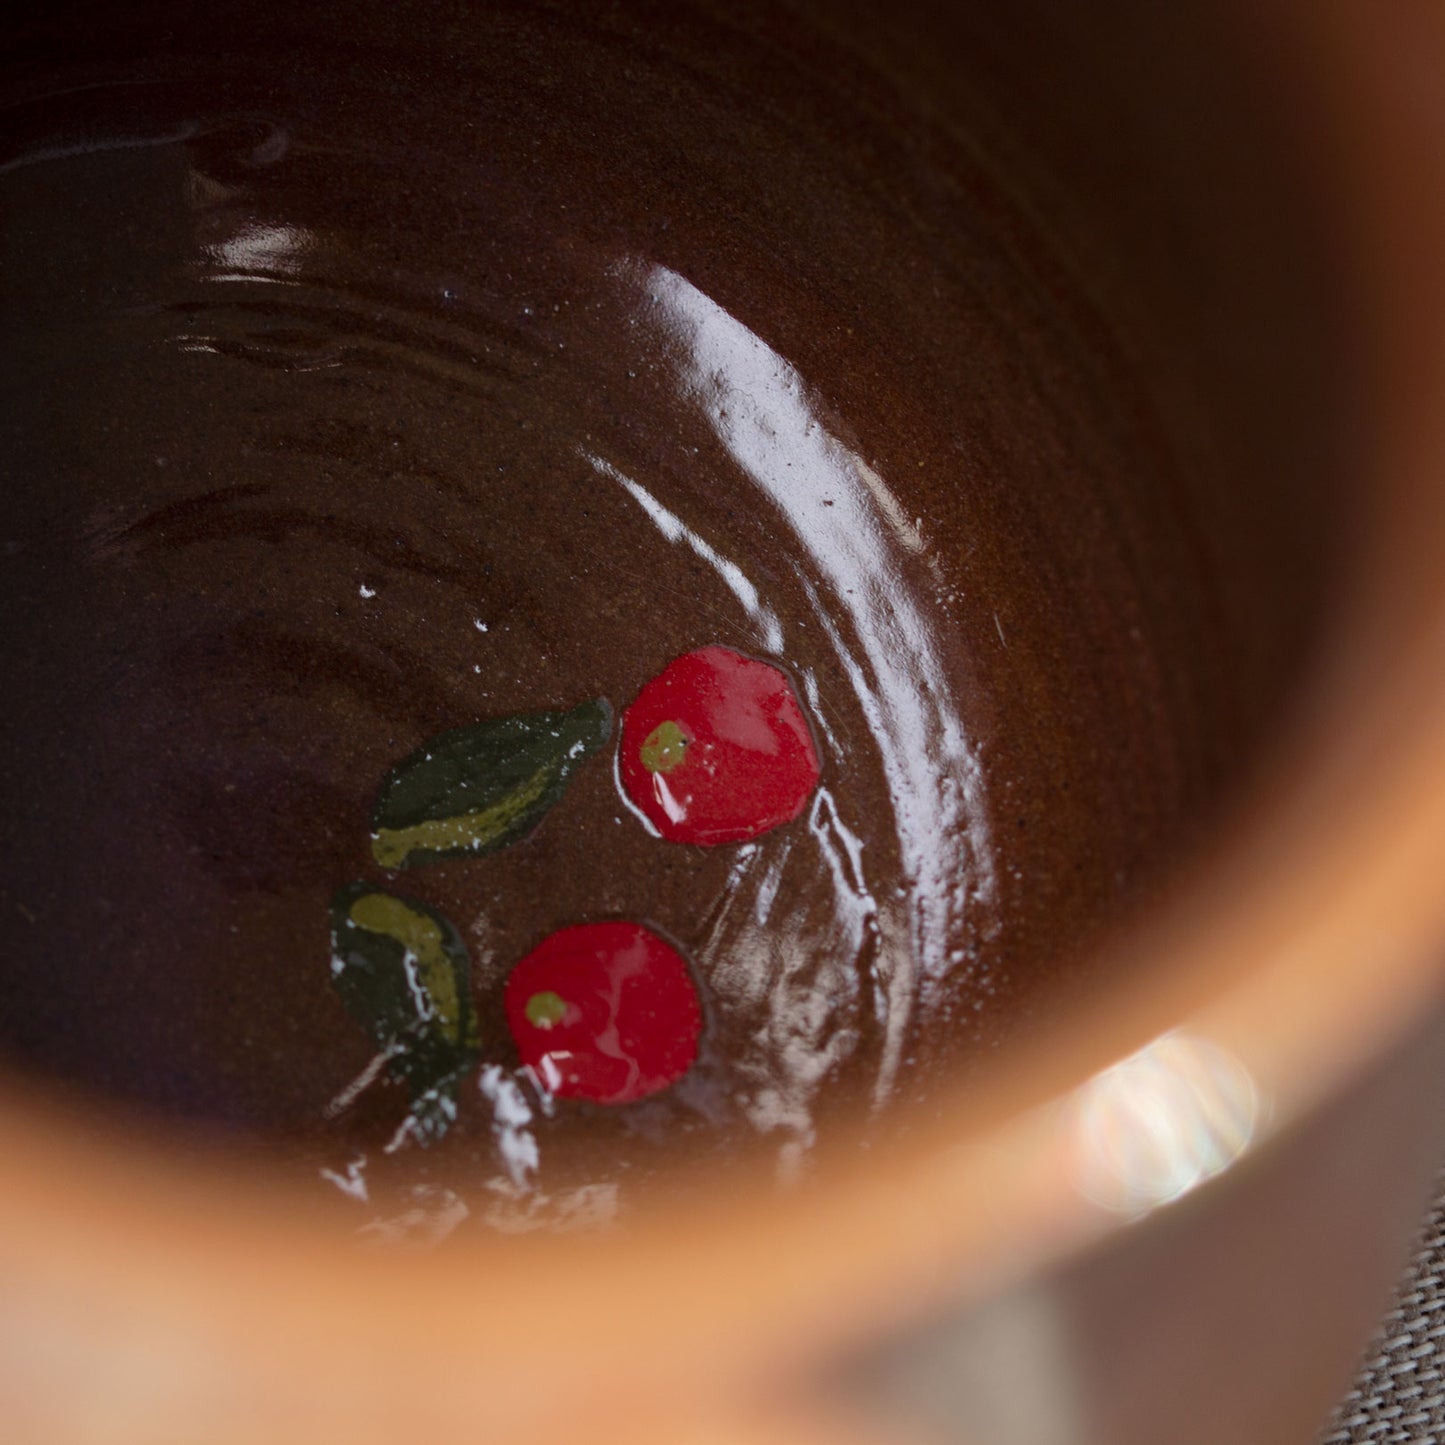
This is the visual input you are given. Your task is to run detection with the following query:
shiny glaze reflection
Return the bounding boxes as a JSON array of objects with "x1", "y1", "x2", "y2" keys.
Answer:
[
  {"x1": 1, "y1": 96, "x2": 997, "y2": 1229},
  {"x1": 2, "y1": 3, "x2": 1313, "y2": 1233},
  {"x1": 591, "y1": 260, "x2": 997, "y2": 1122}
]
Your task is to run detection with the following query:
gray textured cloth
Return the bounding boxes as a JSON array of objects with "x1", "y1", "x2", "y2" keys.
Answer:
[{"x1": 1324, "y1": 1174, "x2": 1445, "y2": 1443}]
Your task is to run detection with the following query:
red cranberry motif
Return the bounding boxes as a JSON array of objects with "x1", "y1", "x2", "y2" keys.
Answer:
[
  {"x1": 503, "y1": 922, "x2": 701, "y2": 1104},
  {"x1": 619, "y1": 645, "x2": 820, "y2": 845}
]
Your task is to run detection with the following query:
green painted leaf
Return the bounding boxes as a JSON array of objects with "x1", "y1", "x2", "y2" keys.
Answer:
[
  {"x1": 329, "y1": 882, "x2": 479, "y2": 1144},
  {"x1": 369, "y1": 697, "x2": 613, "y2": 869}
]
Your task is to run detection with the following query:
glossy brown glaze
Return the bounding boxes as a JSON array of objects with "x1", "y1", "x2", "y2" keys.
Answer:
[{"x1": 0, "y1": 0, "x2": 1348, "y2": 1226}]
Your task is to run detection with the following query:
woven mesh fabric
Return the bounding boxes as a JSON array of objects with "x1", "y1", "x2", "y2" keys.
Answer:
[{"x1": 1323, "y1": 1173, "x2": 1445, "y2": 1443}]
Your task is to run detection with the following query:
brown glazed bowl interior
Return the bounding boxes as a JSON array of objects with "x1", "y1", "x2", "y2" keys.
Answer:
[{"x1": 3, "y1": 1, "x2": 1445, "y2": 1441}]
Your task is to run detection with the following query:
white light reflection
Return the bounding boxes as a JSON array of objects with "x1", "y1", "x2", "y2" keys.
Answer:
[
  {"x1": 618, "y1": 264, "x2": 996, "y2": 1101},
  {"x1": 479, "y1": 1181, "x2": 620, "y2": 1235},
  {"x1": 854, "y1": 454, "x2": 927, "y2": 554},
  {"x1": 201, "y1": 220, "x2": 310, "y2": 281},
  {"x1": 318, "y1": 1153, "x2": 370, "y2": 1204},
  {"x1": 357, "y1": 1185, "x2": 469, "y2": 1248},
  {"x1": 588, "y1": 460, "x2": 785, "y2": 654},
  {"x1": 1068, "y1": 1032, "x2": 1260, "y2": 1217},
  {"x1": 477, "y1": 1063, "x2": 539, "y2": 1191},
  {"x1": 650, "y1": 768, "x2": 688, "y2": 827}
]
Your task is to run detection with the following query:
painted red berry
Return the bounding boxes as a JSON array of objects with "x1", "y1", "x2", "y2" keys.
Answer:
[
  {"x1": 503, "y1": 922, "x2": 701, "y2": 1104},
  {"x1": 619, "y1": 645, "x2": 820, "y2": 845}
]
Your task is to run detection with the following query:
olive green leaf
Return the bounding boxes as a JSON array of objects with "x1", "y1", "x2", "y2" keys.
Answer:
[
  {"x1": 329, "y1": 882, "x2": 479, "y2": 1144},
  {"x1": 369, "y1": 697, "x2": 613, "y2": 869}
]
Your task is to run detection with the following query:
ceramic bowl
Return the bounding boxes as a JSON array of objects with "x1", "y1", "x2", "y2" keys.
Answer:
[{"x1": 2, "y1": 2, "x2": 1444, "y2": 1442}]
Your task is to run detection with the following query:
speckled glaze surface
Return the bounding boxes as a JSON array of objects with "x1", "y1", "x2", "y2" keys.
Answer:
[{"x1": 2, "y1": 1, "x2": 1444, "y2": 1442}]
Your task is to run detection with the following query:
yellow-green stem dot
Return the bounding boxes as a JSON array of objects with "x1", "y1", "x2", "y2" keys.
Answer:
[
  {"x1": 526, "y1": 990, "x2": 569, "y2": 1029},
  {"x1": 640, "y1": 719, "x2": 689, "y2": 774}
]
